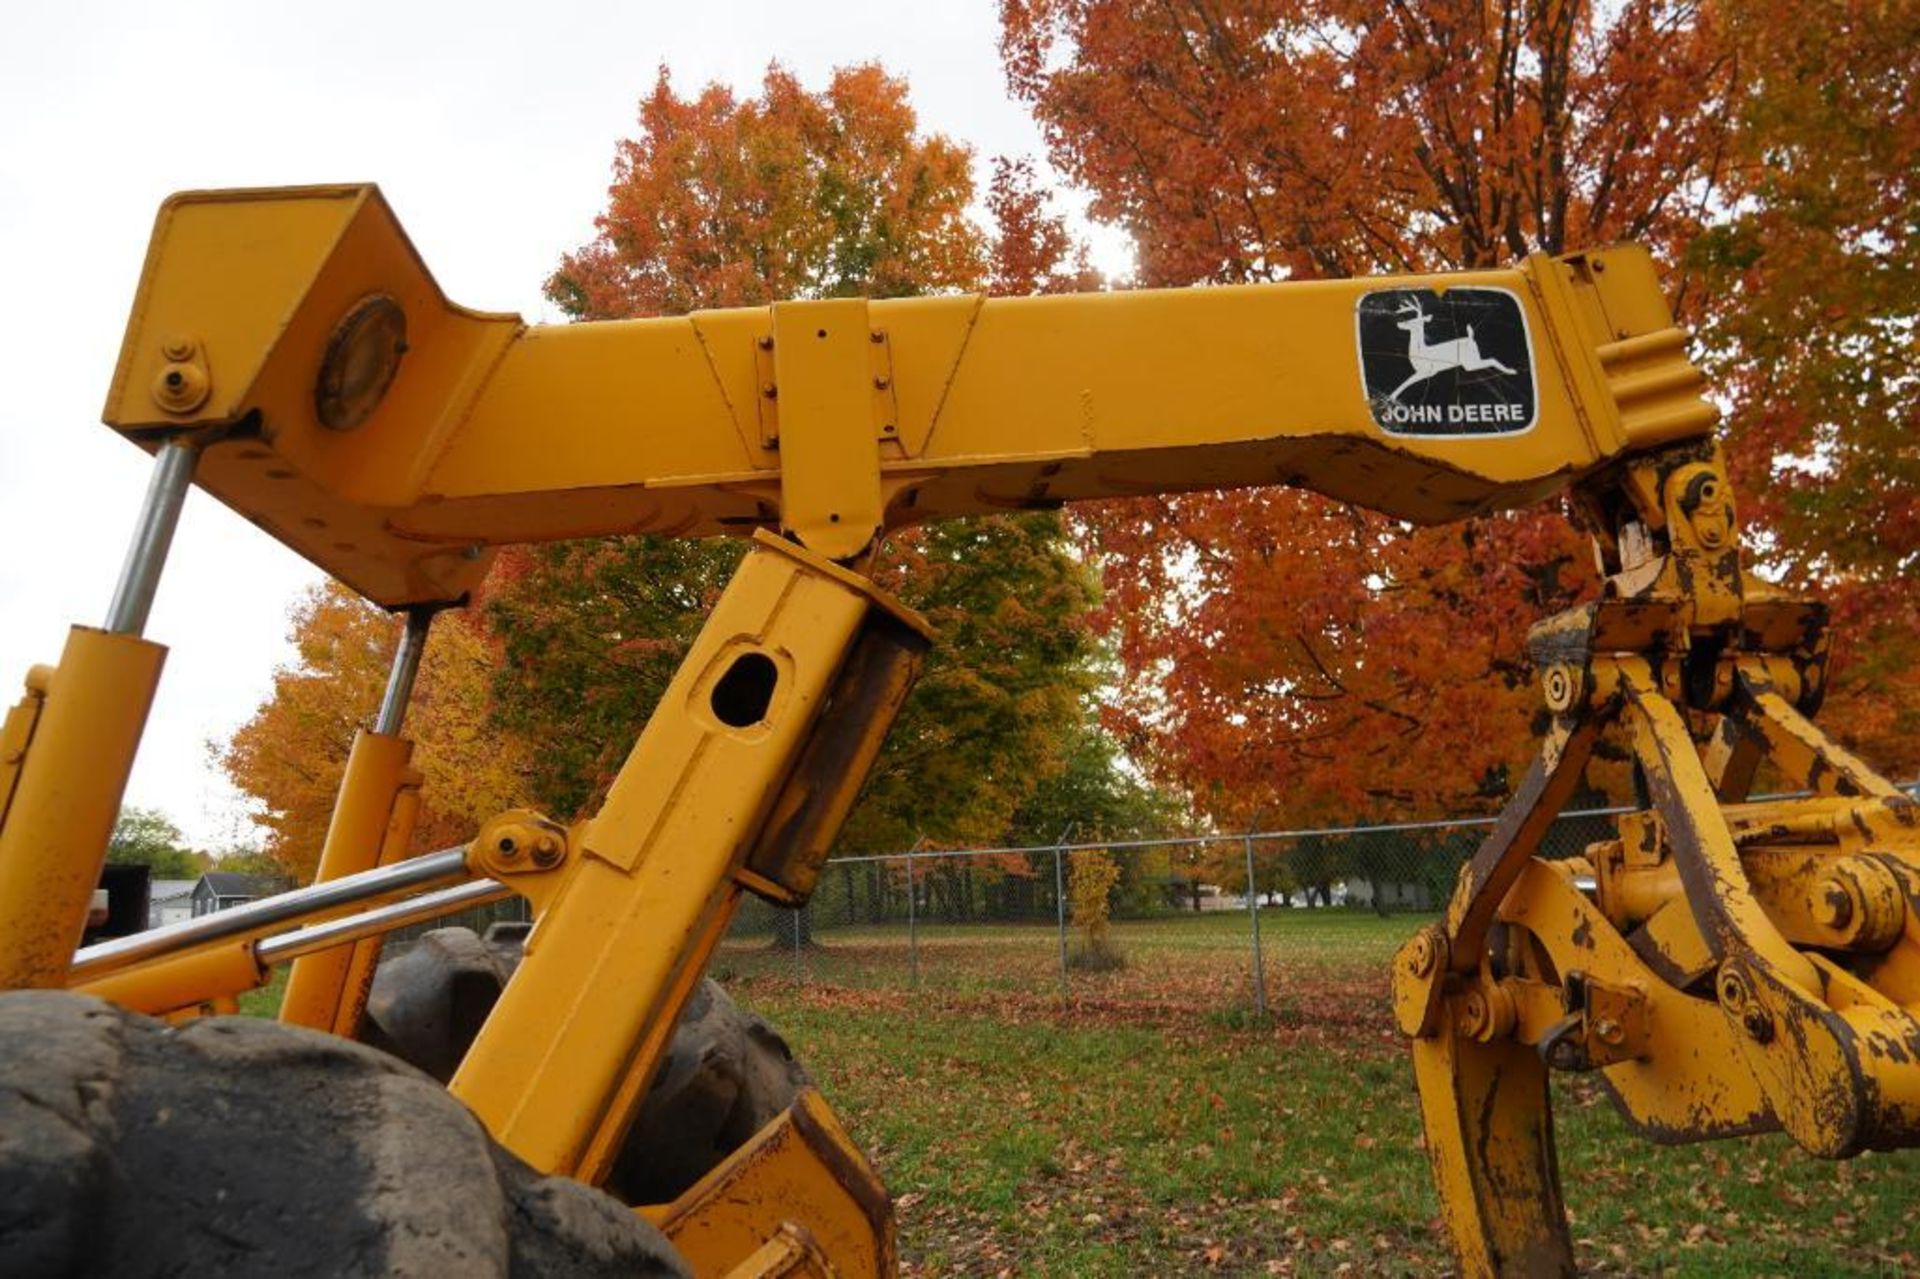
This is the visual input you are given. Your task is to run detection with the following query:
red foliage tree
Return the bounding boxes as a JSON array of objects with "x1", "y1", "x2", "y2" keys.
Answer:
[{"x1": 1002, "y1": 0, "x2": 1744, "y2": 825}]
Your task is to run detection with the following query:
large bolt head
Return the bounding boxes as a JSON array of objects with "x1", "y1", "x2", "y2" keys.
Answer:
[
  {"x1": 151, "y1": 360, "x2": 210, "y2": 414},
  {"x1": 1812, "y1": 877, "x2": 1855, "y2": 930},
  {"x1": 1406, "y1": 932, "x2": 1436, "y2": 976},
  {"x1": 1542, "y1": 666, "x2": 1575, "y2": 711}
]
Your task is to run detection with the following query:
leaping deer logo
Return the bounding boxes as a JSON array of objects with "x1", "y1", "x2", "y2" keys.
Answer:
[{"x1": 1388, "y1": 299, "x2": 1518, "y2": 402}]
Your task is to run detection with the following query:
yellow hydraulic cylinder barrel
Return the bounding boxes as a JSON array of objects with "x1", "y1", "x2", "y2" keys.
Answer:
[
  {"x1": 77, "y1": 938, "x2": 264, "y2": 1016},
  {"x1": 279, "y1": 729, "x2": 413, "y2": 1032},
  {"x1": 0, "y1": 626, "x2": 166, "y2": 988},
  {"x1": 324, "y1": 769, "x2": 421, "y2": 1036}
]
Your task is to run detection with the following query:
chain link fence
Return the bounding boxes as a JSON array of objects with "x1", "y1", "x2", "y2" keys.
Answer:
[
  {"x1": 367, "y1": 782, "x2": 1916, "y2": 1021},
  {"x1": 713, "y1": 786, "x2": 1919, "y2": 1020}
]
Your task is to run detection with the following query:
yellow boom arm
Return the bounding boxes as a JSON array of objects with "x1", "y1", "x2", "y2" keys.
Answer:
[{"x1": 104, "y1": 185, "x2": 1711, "y2": 598}]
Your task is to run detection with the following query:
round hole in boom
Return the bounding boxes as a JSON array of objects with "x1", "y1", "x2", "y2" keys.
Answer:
[{"x1": 711, "y1": 651, "x2": 778, "y2": 728}]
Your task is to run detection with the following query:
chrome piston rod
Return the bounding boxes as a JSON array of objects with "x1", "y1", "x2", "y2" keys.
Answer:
[
  {"x1": 70, "y1": 845, "x2": 470, "y2": 981},
  {"x1": 104, "y1": 439, "x2": 199, "y2": 637},
  {"x1": 374, "y1": 607, "x2": 435, "y2": 735},
  {"x1": 257, "y1": 878, "x2": 514, "y2": 964}
]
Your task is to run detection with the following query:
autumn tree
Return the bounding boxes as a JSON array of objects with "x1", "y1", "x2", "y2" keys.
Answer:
[
  {"x1": 1691, "y1": 0, "x2": 1920, "y2": 777},
  {"x1": 222, "y1": 584, "x2": 530, "y2": 880},
  {"x1": 1002, "y1": 0, "x2": 1731, "y2": 285},
  {"x1": 222, "y1": 585, "x2": 390, "y2": 875},
  {"x1": 548, "y1": 63, "x2": 985, "y2": 318},
  {"x1": 506, "y1": 62, "x2": 1139, "y2": 874},
  {"x1": 1067, "y1": 845, "x2": 1124, "y2": 969},
  {"x1": 987, "y1": 156, "x2": 1102, "y2": 297},
  {"x1": 221, "y1": 61, "x2": 1158, "y2": 892},
  {"x1": 1001, "y1": 0, "x2": 1915, "y2": 829}
]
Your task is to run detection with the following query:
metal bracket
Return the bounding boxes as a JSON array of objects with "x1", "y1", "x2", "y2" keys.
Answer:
[
  {"x1": 753, "y1": 299, "x2": 891, "y2": 560},
  {"x1": 753, "y1": 325, "x2": 898, "y2": 449},
  {"x1": 1539, "y1": 970, "x2": 1650, "y2": 1071}
]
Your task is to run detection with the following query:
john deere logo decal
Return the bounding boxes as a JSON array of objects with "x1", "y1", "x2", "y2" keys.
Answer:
[{"x1": 1356, "y1": 287, "x2": 1536, "y2": 435}]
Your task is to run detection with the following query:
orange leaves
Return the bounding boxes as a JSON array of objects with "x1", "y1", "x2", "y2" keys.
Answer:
[
  {"x1": 220, "y1": 584, "x2": 392, "y2": 879},
  {"x1": 1004, "y1": 0, "x2": 1920, "y2": 830},
  {"x1": 404, "y1": 612, "x2": 534, "y2": 850},
  {"x1": 987, "y1": 157, "x2": 1101, "y2": 297},
  {"x1": 1694, "y1": 1, "x2": 1920, "y2": 595},
  {"x1": 220, "y1": 584, "x2": 531, "y2": 878},
  {"x1": 1081, "y1": 490, "x2": 1593, "y2": 829},
  {"x1": 548, "y1": 63, "x2": 987, "y2": 319},
  {"x1": 1003, "y1": 1, "x2": 1734, "y2": 281}
]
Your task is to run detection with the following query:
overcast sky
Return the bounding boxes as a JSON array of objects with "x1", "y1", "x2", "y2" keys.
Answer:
[{"x1": 0, "y1": 1, "x2": 1125, "y2": 850}]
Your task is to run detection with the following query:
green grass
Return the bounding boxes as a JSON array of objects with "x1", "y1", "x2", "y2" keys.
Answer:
[
  {"x1": 237, "y1": 964, "x2": 289, "y2": 1018},
  {"x1": 713, "y1": 909, "x2": 1920, "y2": 1276},
  {"x1": 241, "y1": 912, "x2": 1920, "y2": 1273},
  {"x1": 716, "y1": 908, "x2": 1413, "y2": 1008},
  {"x1": 733, "y1": 985, "x2": 1920, "y2": 1276}
]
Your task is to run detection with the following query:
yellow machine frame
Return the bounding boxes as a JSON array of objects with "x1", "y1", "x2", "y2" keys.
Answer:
[{"x1": 5, "y1": 183, "x2": 1917, "y2": 1277}]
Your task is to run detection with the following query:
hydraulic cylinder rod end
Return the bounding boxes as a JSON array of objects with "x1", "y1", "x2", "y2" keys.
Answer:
[
  {"x1": 104, "y1": 440, "x2": 200, "y2": 637},
  {"x1": 374, "y1": 608, "x2": 435, "y2": 736}
]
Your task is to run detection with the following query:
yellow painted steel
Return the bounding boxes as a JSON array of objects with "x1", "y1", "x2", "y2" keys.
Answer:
[
  {"x1": 1412, "y1": 1015, "x2": 1568, "y2": 1277},
  {"x1": 0, "y1": 628, "x2": 165, "y2": 988},
  {"x1": 76, "y1": 938, "x2": 264, "y2": 1017},
  {"x1": 279, "y1": 729, "x2": 414, "y2": 1032},
  {"x1": 1496, "y1": 860, "x2": 1769, "y2": 1138},
  {"x1": 449, "y1": 531, "x2": 928, "y2": 1184},
  {"x1": 770, "y1": 296, "x2": 888, "y2": 561},
  {"x1": 326, "y1": 765, "x2": 422, "y2": 1033},
  {"x1": 0, "y1": 666, "x2": 50, "y2": 826},
  {"x1": 40, "y1": 183, "x2": 1920, "y2": 1277},
  {"x1": 1620, "y1": 663, "x2": 1820, "y2": 990},
  {"x1": 1375, "y1": 428, "x2": 1920, "y2": 1273},
  {"x1": 102, "y1": 185, "x2": 1714, "y2": 606},
  {"x1": 645, "y1": 1090, "x2": 894, "y2": 1278}
]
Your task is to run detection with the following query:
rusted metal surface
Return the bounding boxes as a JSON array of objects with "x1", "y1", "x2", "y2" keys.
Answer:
[
  {"x1": 1731, "y1": 668, "x2": 1907, "y2": 800},
  {"x1": 1412, "y1": 1014, "x2": 1573, "y2": 1277},
  {"x1": 653, "y1": 1090, "x2": 895, "y2": 1279},
  {"x1": 744, "y1": 614, "x2": 930, "y2": 907},
  {"x1": 1403, "y1": 436, "x2": 1920, "y2": 1273}
]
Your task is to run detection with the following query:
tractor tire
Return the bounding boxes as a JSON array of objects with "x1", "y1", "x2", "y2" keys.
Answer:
[
  {"x1": 0, "y1": 989, "x2": 689, "y2": 1278},
  {"x1": 362, "y1": 925, "x2": 809, "y2": 1205}
]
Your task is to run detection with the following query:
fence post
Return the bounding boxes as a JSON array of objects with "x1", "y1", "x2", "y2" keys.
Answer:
[
  {"x1": 1054, "y1": 847, "x2": 1068, "y2": 996},
  {"x1": 1245, "y1": 830, "x2": 1268, "y2": 1018},
  {"x1": 1054, "y1": 823, "x2": 1074, "y2": 999},
  {"x1": 906, "y1": 849, "x2": 919, "y2": 991}
]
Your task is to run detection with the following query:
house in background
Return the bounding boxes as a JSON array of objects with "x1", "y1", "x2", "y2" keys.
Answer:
[
  {"x1": 1341, "y1": 877, "x2": 1433, "y2": 911},
  {"x1": 148, "y1": 880, "x2": 197, "y2": 929},
  {"x1": 190, "y1": 872, "x2": 269, "y2": 917}
]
